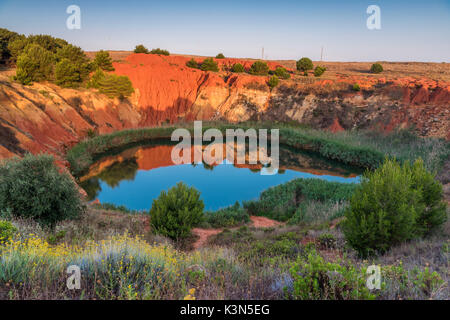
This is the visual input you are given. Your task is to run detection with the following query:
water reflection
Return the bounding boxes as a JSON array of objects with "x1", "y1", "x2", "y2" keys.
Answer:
[{"x1": 80, "y1": 142, "x2": 361, "y2": 210}]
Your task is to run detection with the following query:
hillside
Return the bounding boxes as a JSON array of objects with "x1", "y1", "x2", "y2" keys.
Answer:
[{"x1": 1, "y1": 53, "x2": 449, "y2": 161}]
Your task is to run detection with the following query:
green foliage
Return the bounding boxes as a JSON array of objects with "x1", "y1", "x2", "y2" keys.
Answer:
[
  {"x1": 215, "y1": 53, "x2": 225, "y2": 59},
  {"x1": 200, "y1": 58, "x2": 219, "y2": 72},
  {"x1": 15, "y1": 44, "x2": 55, "y2": 85},
  {"x1": 150, "y1": 48, "x2": 170, "y2": 56},
  {"x1": 150, "y1": 182, "x2": 204, "y2": 240},
  {"x1": 55, "y1": 44, "x2": 91, "y2": 82},
  {"x1": 352, "y1": 83, "x2": 361, "y2": 91},
  {"x1": 267, "y1": 75, "x2": 279, "y2": 88},
  {"x1": 314, "y1": 66, "x2": 326, "y2": 77},
  {"x1": 0, "y1": 28, "x2": 21, "y2": 62},
  {"x1": 204, "y1": 202, "x2": 250, "y2": 228},
  {"x1": 289, "y1": 250, "x2": 376, "y2": 300},
  {"x1": 7, "y1": 37, "x2": 28, "y2": 62},
  {"x1": 186, "y1": 58, "x2": 199, "y2": 69},
  {"x1": 343, "y1": 158, "x2": 447, "y2": 257},
  {"x1": 26, "y1": 34, "x2": 68, "y2": 53},
  {"x1": 93, "y1": 50, "x2": 115, "y2": 71},
  {"x1": 231, "y1": 63, "x2": 244, "y2": 73},
  {"x1": 134, "y1": 44, "x2": 149, "y2": 54},
  {"x1": 296, "y1": 57, "x2": 313, "y2": 72},
  {"x1": 317, "y1": 233, "x2": 337, "y2": 249},
  {"x1": 87, "y1": 69, "x2": 134, "y2": 99},
  {"x1": 0, "y1": 220, "x2": 17, "y2": 244},
  {"x1": 55, "y1": 58, "x2": 82, "y2": 87},
  {"x1": 273, "y1": 67, "x2": 290, "y2": 79},
  {"x1": 249, "y1": 61, "x2": 269, "y2": 75},
  {"x1": 0, "y1": 154, "x2": 84, "y2": 229},
  {"x1": 244, "y1": 178, "x2": 356, "y2": 222},
  {"x1": 370, "y1": 63, "x2": 383, "y2": 74}
]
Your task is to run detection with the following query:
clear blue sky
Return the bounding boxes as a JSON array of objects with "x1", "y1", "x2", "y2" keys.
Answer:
[{"x1": 0, "y1": 0, "x2": 449, "y2": 61}]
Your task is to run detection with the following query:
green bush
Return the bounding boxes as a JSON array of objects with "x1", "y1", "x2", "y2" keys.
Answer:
[
  {"x1": 1, "y1": 29, "x2": 22, "y2": 62},
  {"x1": 55, "y1": 58, "x2": 82, "y2": 87},
  {"x1": 0, "y1": 154, "x2": 84, "y2": 229},
  {"x1": 244, "y1": 178, "x2": 356, "y2": 222},
  {"x1": 150, "y1": 182, "x2": 204, "y2": 240},
  {"x1": 215, "y1": 53, "x2": 225, "y2": 59},
  {"x1": 267, "y1": 75, "x2": 279, "y2": 88},
  {"x1": 7, "y1": 37, "x2": 28, "y2": 62},
  {"x1": 204, "y1": 202, "x2": 250, "y2": 228},
  {"x1": 231, "y1": 63, "x2": 244, "y2": 73},
  {"x1": 15, "y1": 44, "x2": 55, "y2": 85},
  {"x1": 150, "y1": 48, "x2": 170, "y2": 56},
  {"x1": 0, "y1": 220, "x2": 17, "y2": 244},
  {"x1": 343, "y1": 158, "x2": 447, "y2": 257},
  {"x1": 289, "y1": 250, "x2": 376, "y2": 300},
  {"x1": 94, "y1": 50, "x2": 114, "y2": 71},
  {"x1": 134, "y1": 44, "x2": 149, "y2": 54},
  {"x1": 186, "y1": 58, "x2": 199, "y2": 69},
  {"x1": 26, "y1": 34, "x2": 68, "y2": 54},
  {"x1": 370, "y1": 63, "x2": 383, "y2": 74},
  {"x1": 200, "y1": 58, "x2": 219, "y2": 72},
  {"x1": 352, "y1": 83, "x2": 361, "y2": 91},
  {"x1": 296, "y1": 57, "x2": 313, "y2": 72},
  {"x1": 87, "y1": 69, "x2": 134, "y2": 99},
  {"x1": 273, "y1": 67, "x2": 290, "y2": 79},
  {"x1": 314, "y1": 66, "x2": 326, "y2": 77},
  {"x1": 249, "y1": 61, "x2": 269, "y2": 75}
]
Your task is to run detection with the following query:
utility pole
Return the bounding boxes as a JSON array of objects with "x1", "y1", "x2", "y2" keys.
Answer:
[{"x1": 320, "y1": 46, "x2": 324, "y2": 62}]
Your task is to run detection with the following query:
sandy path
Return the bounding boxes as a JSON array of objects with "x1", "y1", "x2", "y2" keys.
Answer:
[{"x1": 192, "y1": 216, "x2": 282, "y2": 249}]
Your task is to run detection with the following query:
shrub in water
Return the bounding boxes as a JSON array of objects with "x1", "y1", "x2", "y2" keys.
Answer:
[
  {"x1": 231, "y1": 63, "x2": 244, "y2": 73},
  {"x1": 370, "y1": 63, "x2": 383, "y2": 74},
  {"x1": 0, "y1": 154, "x2": 84, "y2": 229},
  {"x1": 200, "y1": 58, "x2": 219, "y2": 72},
  {"x1": 150, "y1": 182, "x2": 204, "y2": 240},
  {"x1": 0, "y1": 220, "x2": 17, "y2": 244},
  {"x1": 249, "y1": 61, "x2": 269, "y2": 75},
  {"x1": 343, "y1": 158, "x2": 447, "y2": 257},
  {"x1": 296, "y1": 57, "x2": 313, "y2": 72}
]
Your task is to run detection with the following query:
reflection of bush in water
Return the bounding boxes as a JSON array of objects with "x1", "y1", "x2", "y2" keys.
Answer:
[
  {"x1": 81, "y1": 158, "x2": 139, "y2": 200},
  {"x1": 202, "y1": 161, "x2": 214, "y2": 171},
  {"x1": 80, "y1": 178, "x2": 101, "y2": 201},
  {"x1": 97, "y1": 158, "x2": 139, "y2": 188}
]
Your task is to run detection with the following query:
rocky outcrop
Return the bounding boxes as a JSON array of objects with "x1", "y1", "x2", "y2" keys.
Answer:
[{"x1": 0, "y1": 53, "x2": 449, "y2": 162}]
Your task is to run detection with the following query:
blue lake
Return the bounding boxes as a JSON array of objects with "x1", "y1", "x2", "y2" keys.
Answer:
[{"x1": 80, "y1": 143, "x2": 360, "y2": 211}]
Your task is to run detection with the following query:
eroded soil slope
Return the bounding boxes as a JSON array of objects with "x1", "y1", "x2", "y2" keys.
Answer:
[{"x1": 0, "y1": 53, "x2": 449, "y2": 161}]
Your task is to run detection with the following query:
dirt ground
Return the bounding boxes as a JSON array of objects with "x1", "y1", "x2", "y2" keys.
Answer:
[
  {"x1": 85, "y1": 51, "x2": 450, "y2": 81},
  {"x1": 192, "y1": 216, "x2": 283, "y2": 249}
]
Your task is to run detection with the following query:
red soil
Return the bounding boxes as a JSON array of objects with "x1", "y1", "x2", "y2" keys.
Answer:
[
  {"x1": 250, "y1": 215, "x2": 283, "y2": 228},
  {"x1": 192, "y1": 215, "x2": 283, "y2": 249}
]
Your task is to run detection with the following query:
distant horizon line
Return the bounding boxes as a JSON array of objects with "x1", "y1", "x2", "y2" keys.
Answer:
[{"x1": 84, "y1": 50, "x2": 449, "y2": 64}]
